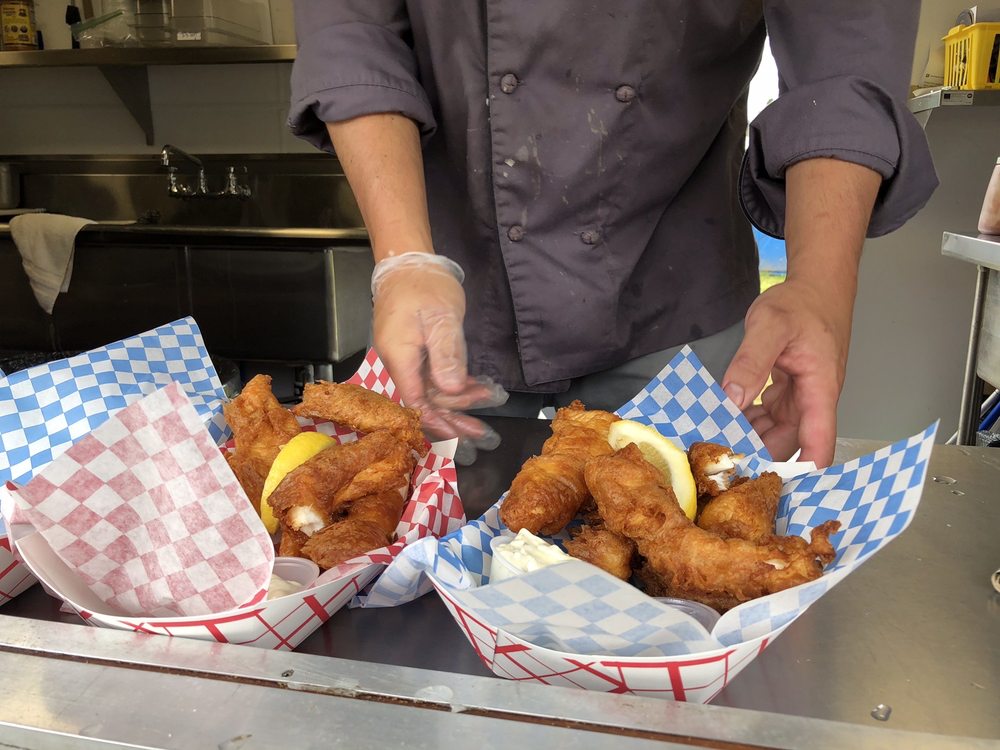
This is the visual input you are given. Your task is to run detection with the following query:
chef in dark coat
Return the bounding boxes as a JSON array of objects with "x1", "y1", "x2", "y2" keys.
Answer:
[{"x1": 288, "y1": 1, "x2": 937, "y2": 466}]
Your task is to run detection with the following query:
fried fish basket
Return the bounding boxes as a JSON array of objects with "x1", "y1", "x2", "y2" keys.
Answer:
[
  {"x1": 944, "y1": 22, "x2": 1000, "y2": 90},
  {"x1": 384, "y1": 348, "x2": 938, "y2": 702}
]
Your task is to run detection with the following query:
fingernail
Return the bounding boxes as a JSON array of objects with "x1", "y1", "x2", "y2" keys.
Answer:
[
  {"x1": 473, "y1": 425, "x2": 502, "y2": 451},
  {"x1": 724, "y1": 383, "x2": 745, "y2": 409}
]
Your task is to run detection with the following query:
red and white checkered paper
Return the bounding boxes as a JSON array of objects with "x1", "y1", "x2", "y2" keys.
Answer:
[
  {"x1": 2, "y1": 349, "x2": 466, "y2": 650},
  {"x1": 11, "y1": 382, "x2": 274, "y2": 617}
]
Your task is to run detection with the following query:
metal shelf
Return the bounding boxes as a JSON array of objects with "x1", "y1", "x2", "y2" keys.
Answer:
[
  {"x1": 0, "y1": 45, "x2": 297, "y2": 147},
  {"x1": 908, "y1": 89, "x2": 1000, "y2": 114},
  {"x1": 942, "y1": 231, "x2": 1000, "y2": 270},
  {"x1": 0, "y1": 45, "x2": 296, "y2": 67}
]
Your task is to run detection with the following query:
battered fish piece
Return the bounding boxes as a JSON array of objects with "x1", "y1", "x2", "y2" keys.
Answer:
[
  {"x1": 565, "y1": 525, "x2": 636, "y2": 580},
  {"x1": 267, "y1": 431, "x2": 403, "y2": 536},
  {"x1": 301, "y1": 518, "x2": 391, "y2": 570},
  {"x1": 224, "y1": 374, "x2": 301, "y2": 512},
  {"x1": 697, "y1": 472, "x2": 782, "y2": 543},
  {"x1": 270, "y1": 430, "x2": 416, "y2": 570},
  {"x1": 585, "y1": 445, "x2": 839, "y2": 612},
  {"x1": 332, "y1": 439, "x2": 416, "y2": 507},
  {"x1": 278, "y1": 526, "x2": 307, "y2": 558},
  {"x1": 299, "y1": 488, "x2": 409, "y2": 569},
  {"x1": 500, "y1": 401, "x2": 619, "y2": 535},
  {"x1": 293, "y1": 381, "x2": 427, "y2": 456},
  {"x1": 688, "y1": 441, "x2": 742, "y2": 500},
  {"x1": 633, "y1": 558, "x2": 669, "y2": 597}
]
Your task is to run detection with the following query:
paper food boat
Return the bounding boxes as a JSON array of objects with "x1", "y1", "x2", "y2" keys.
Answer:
[
  {"x1": 0, "y1": 359, "x2": 38, "y2": 605},
  {"x1": 0, "y1": 516, "x2": 37, "y2": 606},
  {"x1": 384, "y1": 347, "x2": 937, "y2": 702},
  {"x1": 0, "y1": 318, "x2": 464, "y2": 649}
]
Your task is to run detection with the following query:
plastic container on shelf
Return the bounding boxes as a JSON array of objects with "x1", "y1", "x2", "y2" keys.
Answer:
[
  {"x1": 0, "y1": 0, "x2": 38, "y2": 50},
  {"x1": 943, "y1": 22, "x2": 1000, "y2": 90},
  {"x1": 70, "y1": 9, "x2": 136, "y2": 48},
  {"x1": 979, "y1": 157, "x2": 1000, "y2": 236}
]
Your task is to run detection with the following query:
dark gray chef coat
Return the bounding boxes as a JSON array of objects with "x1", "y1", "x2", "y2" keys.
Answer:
[{"x1": 288, "y1": 1, "x2": 937, "y2": 392}]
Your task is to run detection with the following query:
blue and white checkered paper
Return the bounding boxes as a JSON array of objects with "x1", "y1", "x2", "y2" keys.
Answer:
[
  {"x1": 0, "y1": 317, "x2": 227, "y2": 487},
  {"x1": 383, "y1": 346, "x2": 937, "y2": 661}
]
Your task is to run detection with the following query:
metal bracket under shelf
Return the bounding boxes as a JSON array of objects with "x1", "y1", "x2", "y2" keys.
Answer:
[{"x1": 98, "y1": 65, "x2": 154, "y2": 146}]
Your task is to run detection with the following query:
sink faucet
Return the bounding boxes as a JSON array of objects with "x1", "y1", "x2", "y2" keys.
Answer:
[
  {"x1": 160, "y1": 144, "x2": 207, "y2": 197},
  {"x1": 160, "y1": 144, "x2": 203, "y2": 171},
  {"x1": 159, "y1": 144, "x2": 250, "y2": 200}
]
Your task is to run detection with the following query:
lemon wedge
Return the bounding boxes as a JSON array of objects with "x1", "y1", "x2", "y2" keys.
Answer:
[
  {"x1": 259, "y1": 431, "x2": 336, "y2": 533},
  {"x1": 607, "y1": 420, "x2": 697, "y2": 520}
]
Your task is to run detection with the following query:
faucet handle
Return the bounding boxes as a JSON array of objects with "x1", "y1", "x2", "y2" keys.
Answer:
[
  {"x1": 225, "y1": 165, "x2": 252, "y2": 199},
  {"x1": 166, "y1": 166, "x2": 182, "y2": 195}
]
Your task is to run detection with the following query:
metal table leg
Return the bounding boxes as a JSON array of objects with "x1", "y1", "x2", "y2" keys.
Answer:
[{"x1": 958, "y1": 265, "x2": 990, "y2": 445}]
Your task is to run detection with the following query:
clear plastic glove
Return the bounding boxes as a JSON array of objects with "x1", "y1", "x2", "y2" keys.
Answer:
[{"x1": 371, "y1": 252, "x2": 508, "y2": 464}]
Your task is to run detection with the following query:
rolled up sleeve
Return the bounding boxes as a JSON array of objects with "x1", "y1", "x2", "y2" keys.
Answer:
[
  {"x1": 288, "y1": 1, "x2": 436, "y2": 153},
  {"x1": 741, "y1": 0, "x2": 938, "y2": 238}
]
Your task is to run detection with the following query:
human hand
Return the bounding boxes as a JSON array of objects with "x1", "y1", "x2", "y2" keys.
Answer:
[
  {"x1": 371, "y1": 252, "x2": 508, "y2": 464},
  {"x1": 720, "y1": 278, "x2": 854, "y2": 468}
]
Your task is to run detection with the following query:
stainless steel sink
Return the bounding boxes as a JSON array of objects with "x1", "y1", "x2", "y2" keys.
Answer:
[
  {"x1": 8, "y1": 154, "x2": 366, "y2": 231},
  {"x1": 0, "y1": 154, "x2": 374, "y2": 368}
]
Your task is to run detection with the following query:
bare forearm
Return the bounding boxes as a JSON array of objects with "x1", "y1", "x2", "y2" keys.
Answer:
[
  {"x1": 326, "y1": 113, "x2": 434, "y2": 262},
  {"x1": 783, "y1": 158, "x2": 882, "y2": 310},
  {"x1": 725, "y1": 157, "x2": 883, "y2": 465}
]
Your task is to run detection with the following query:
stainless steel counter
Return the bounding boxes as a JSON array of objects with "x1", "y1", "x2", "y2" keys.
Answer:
[
  {"x1": 943, "y1": 231, "x2": 1000, "y2": 270},
  {"x1": 0, "y1": 223, "x2": 369, "y2": 242},
  {"x1": 1, "y1": 418, "x2": 998, "y2": 748}
]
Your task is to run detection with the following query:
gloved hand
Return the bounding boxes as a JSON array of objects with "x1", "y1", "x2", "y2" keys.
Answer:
[{"x1": 371, "y1": 252, "x2": 508, "y2": 464}]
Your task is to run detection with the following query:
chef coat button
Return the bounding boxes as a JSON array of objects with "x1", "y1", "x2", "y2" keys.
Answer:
[
  {"x1": 507, "y1": 225, "x2": 525, "y2": 242},
  {"x1": 615, "y1": 84, "x2": 636, "y2": 103},
  {"x1": 580, "y1": 229, "x2": 601, "y2": 245},
  {"x1": 500, "y1": 73, "x2": 520, "y2": 94}
]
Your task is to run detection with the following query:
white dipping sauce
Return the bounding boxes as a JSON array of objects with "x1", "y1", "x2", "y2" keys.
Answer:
[
  {"x1": 267, "y1": 574, "x2": 304, "y2": 600},
  {"x1": 491, "y1": 528, "x2": 571, "y2": 583}
]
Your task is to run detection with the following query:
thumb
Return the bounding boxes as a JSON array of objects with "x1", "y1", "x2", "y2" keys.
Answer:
[{"x1": 721, "y1": 318, "x2": 786, "y2": 410}]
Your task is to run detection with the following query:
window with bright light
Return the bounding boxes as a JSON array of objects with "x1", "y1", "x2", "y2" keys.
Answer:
[{"x1": 747, "y1": 40, "x2": 785, "y2": 291}]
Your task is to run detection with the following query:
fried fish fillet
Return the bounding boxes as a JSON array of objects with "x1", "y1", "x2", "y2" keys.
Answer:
[
  {"x1": 301, "y1": 517, "x2": 394, "y2": 570},
  {"x1": 696, "y1": 472, "x2": 782, "y2": 544},
  {"x1": 299, "y1": 482, "x2": 411, "y2": 570},
  {"x1": 688, "y1": 441, "x2": 742, "y2": 500},
  {"x1": 564, "y1": 525, "x2": 636, "y2": 580},
  {"x1": 500, "y1": 401, "x2": 619, "y2": 535},
  {"x1": 223, "y1": 374, "x2": 301, "y2": 512},
  {"x1": 269, "y1": 429, "x2": 417, "y2": 570},
  {"x1": 292, "y1": 381, "x2": 427, "y2": 455},
  {"x1": 267, "y1": 431, "x2": 403, "y2": 536},
  {"x1": 585, "y1": 444, "x2": 839, "y2": 612},
  {"x1": 299, "y1": 485, "x2": 410, "y2": 570}
]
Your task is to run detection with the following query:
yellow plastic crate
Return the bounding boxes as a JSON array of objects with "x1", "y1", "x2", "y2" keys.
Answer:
[{"x1": 944, "y1": 22, "x2": 1000, "y2": 90}]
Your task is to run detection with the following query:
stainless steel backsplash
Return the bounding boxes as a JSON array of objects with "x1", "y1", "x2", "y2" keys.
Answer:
[{"x1": 3, "y1": 154, "x2": 364, "y2": 229}]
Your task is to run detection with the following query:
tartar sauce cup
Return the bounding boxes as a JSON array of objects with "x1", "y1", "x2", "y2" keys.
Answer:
[
  {"x1": 488, "y1": 534, "x2": 520, "y2": 583},
  {"x1": 654, "y1": 597, "x2": 721, "y2": 631},
  {"x1": 269, "y1": 556, "x2": 321, "y2": 598},
  {"x1": 488, "y1": 529, "x2": 576, "y2": 584}
]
